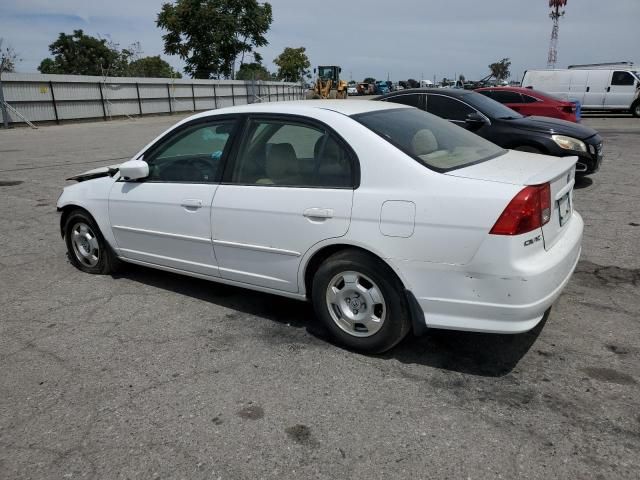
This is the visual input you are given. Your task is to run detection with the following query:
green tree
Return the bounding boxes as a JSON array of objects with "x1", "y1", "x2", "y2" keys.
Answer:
[
  {"x1": 363, "y1": 77, "x2": 376, "y2": 84},
  {"x1": 236, "y1": 62, "x2": 270, "y2": 80},
  {"x1": 488, "y1": 58, "x2": 511, "y2": 82},
  {"x1": 38, "y1": 30, "x2": 125, "y2": 76},
  {"x1": 157, "y1": 0, "x2": 273, "y2": 79},
  {"x1": 0, "y1": 38, "x2": 19, "y2": 78},
  {"x1": 128, "y1": 55, "x2": 182, "y2": 78},
  {"x1": 273, "y1": 47, "x2": 310, "y2": 82}
]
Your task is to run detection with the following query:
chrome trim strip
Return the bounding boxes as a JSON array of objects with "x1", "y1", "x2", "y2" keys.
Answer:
[
  {"x1": 218, "y1": 266, "x2": 291, "y2": 284},
  {"x1": 113, "y1": 225, "x2": 211, "y2": 244},
  {"x1": 119, "y1": 248, "x2": 217, "y2": 270},
  {"x1": 212, "y1": 239, "x2": 301, "y2": 257}
]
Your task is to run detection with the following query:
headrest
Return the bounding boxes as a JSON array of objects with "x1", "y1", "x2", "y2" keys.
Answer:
[
  {"x1": 411, "y1": 129, "x2": 438, "y2": 156},
  {"x1": 266, "y1": 143, "x2": 298, "y2": 181}
]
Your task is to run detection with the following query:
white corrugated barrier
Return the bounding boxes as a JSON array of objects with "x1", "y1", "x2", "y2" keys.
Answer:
[{"x1": 0, "y1": 73, "x2": 305, "y2": 126}]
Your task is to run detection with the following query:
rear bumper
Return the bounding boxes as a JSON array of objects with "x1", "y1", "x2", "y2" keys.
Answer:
[{"x1": 394, "y1": 211, "x2": 583, "y2": 334}]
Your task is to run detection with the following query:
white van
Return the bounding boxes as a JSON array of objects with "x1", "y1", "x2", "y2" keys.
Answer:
[{"x1": 522, "y1": 65, "x2": 640, "y2": 117}]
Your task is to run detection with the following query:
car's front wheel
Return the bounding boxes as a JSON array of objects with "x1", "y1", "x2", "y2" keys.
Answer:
[
  {"x1": 64, "y1": 209, "x2": 118, "y2": 274},
  {"x1": 631, "y1": 101, "x2": 640, "y2": 118},
  {"x1": 311, "y1": 250, "x2": 411, "y2": 353}
]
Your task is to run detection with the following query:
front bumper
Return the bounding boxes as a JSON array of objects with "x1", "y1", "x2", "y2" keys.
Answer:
[
  {"x1": 393, "y1": 211, "x2": 584, "y2": 334},
  {"x1": 576, "y1": 136, "x2": 603, "y2": 174}
]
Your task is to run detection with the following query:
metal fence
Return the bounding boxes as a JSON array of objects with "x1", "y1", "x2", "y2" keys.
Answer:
[{"x1": 0, "y1": 73, "x2": 305, "y2": 127}]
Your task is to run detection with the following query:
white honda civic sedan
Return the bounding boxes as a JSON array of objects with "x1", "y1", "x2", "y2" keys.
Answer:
[{"x1": 57, "y1": 100, "x2": 583, "y2": 353}]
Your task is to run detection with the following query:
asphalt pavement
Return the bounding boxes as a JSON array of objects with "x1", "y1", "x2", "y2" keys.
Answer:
[{"x1": 1, "y1": 109, "x2": 639, "y2": 479}]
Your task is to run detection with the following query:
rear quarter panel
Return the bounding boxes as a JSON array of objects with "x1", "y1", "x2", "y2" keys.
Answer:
[{"x1": 326, "y1": 119, "x2": 520, "y2": 266}]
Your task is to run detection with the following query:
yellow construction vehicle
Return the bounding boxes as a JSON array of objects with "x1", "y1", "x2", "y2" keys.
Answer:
[{"x1": 311, "y1": 66, "x2": 348, "y2": 99}]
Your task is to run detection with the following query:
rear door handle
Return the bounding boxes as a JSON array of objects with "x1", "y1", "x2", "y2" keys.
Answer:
[
  {"x1": 181, "y1": 199, "x2": 203, "y2": 209},
  {"x1": 303, "y1": 207, "x2": 334, "y2": 219},
  {"x1": 586, "y1": 86, "x2": 590, "y2": 92},
  {"x1": 606, "y1": 86, "x2": 611, "y2": 92}
]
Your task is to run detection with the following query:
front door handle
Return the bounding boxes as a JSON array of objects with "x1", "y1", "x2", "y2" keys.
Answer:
[
  {"x1": 303, "y1": 207, "x2": 334, "y2": 219},
  {"x1": 181, "y1": 199, "x2": 203, "y2": 209}
]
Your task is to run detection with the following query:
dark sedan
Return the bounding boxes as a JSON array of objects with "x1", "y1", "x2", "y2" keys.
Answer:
[{"x1": 377, "y1": 89, "x2": 603, "y2": 174}]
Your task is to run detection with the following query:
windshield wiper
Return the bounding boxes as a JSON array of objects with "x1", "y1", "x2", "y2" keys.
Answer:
[{"x1": 498, "y1": 116, "x2": 519, "y2": 120}]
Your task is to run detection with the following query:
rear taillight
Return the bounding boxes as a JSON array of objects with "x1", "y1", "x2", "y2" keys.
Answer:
[
  {"x1": 561, "y1": 105, "x2": 575, "y2": 113},
  {"x1": 490, "y1": 183, "x2": 551, "y2": 236}
]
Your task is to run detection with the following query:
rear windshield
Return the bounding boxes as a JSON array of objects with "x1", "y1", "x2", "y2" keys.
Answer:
[{"x1": 352, "y1": 108, "x2": 505, "y2": 171}]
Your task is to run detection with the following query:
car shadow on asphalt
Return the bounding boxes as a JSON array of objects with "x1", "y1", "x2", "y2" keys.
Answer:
[
  {"x1": 575, "y1": 176, "x2": 593, "y2": 189},
  {"x1": 118, "y1": 264, "x2": 544, "y2": 378}
]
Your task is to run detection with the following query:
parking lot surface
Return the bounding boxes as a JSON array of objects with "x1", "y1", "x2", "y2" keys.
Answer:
[{"x1": 1, "y1": 111, "x2": 639, "y2": 479}]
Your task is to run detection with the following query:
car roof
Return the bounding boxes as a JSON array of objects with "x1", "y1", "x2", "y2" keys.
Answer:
[
  {"x1": 476, "y1": 86, "x2": 534, "y2": 94},
  {"x1": 378, "y1": 88, "x2": 472, "y2": 99},
  {"x1": 186, "y1": 99, "x2": 408, "y2": 122},
  {"x1": 475, "y1": 86, "x2": 568, "y2": 102}
]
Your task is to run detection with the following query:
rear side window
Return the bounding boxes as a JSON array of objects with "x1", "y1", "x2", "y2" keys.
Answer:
[
  {"x1": 383, "y1": 94, "x2": 424, "y2": 109},
  {"x1": 611, "y1": 71, "x2": 635, "y2": 86},
  {"x1": 426, "y1": 95, "x2": 475, "y2": 121},
  {"x1": 231, "y1": 119, "x2": 353, "y2": 188},
  {"x1": 521, "y1": 94, "x2": 539, "y2": 103},
  {"x1": 490, "y1": 90, "x2": 524, "y2": 104}
]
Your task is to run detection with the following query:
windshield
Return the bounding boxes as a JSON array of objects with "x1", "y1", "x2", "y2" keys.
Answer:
[
  {"x1": 353, "y1": 108, "x2": 505, "y2": 171},
  {"x1": 462, "y1": 92, "x2": 524, "y2": 119},
  {"x1": 318, "y1": 67, "x2": 335, "y2": 80}
]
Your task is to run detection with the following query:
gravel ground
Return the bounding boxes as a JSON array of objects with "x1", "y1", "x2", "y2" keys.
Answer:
[{"x1": 1, "y1": 111, "x2": 639, "y2": 479}]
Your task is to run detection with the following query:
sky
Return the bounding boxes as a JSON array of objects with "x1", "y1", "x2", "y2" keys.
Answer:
[{"x1": 0, "y1": 0, "x2": 638, "y2": 82}]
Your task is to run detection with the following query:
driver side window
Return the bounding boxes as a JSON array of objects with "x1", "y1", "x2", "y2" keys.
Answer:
[{"x1": 145, "y1": 120, "x2": 236, "y2": 183}]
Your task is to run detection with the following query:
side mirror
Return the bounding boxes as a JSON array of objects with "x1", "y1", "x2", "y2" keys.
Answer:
[
  {"x1": 465, "y1": 112, "x2": 487, "y2": 127},
  {"x1": 119, "y1": 159, "x2": 149, "y2": 181}
]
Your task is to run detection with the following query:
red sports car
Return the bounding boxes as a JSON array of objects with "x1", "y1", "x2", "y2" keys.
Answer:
[{"x1": 475, "y1": 86, "x2": 580, "y2": 123}]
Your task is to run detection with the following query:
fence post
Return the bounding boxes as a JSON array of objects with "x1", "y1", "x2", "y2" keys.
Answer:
[
  {"x1": 48, "y1": 81, "x2": 60, "y2": 124},
  {"x1": 0, "y1": 79, "x2": 9, "y2": 128},
  {"x1": 191, "y1": 83, "x2": 196, "y2": 111},
  {"x1": 213, "y1": 83, "x2": 218, "y2": 109},
  {"x1": 166, "y1": 84, "x2": 172, "y2": 113},
  {"x1": 135, "y1": 83, "x2": 143, "y2": 115},
  {"x1": 97, "y1": 82, "x2": 107, "y2": 121},
  {"x1": 231, "y1": 83, "x2": 235, "y2": 106}
]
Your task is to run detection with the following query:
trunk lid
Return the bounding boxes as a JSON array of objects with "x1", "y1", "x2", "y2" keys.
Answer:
[{"x1": 447, "y1": 150, "x2": 577, "y2": 250}]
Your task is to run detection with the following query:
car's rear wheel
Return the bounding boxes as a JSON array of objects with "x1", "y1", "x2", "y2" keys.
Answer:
[
  {"x1": 64, "y1": 210, "x2": 118, "y2": 274},
  {"x1": 514, "y1": 145, "x2": 543, "y2": 154},
  {"x1": 311, "y1": 250, "x2": 411, "y2": 353}
]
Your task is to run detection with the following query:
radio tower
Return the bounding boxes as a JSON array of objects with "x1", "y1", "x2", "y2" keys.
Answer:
[{"x1": 547, "y1": 0, "x2": 568, "y2": 68}]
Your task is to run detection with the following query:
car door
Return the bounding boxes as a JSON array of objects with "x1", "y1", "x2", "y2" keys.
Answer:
[
  {"x1": 211, "y1": 116, "x2": 356, "y2": 293},
  {"x1": 604, "y1": 71, "x2": 638, "y2": 109},
  {"x1": 583, "y1": 70, "x2": 610, "y2": 108},
  {"x1": 109, "y1": 118, "x2": 238, "y2": 277}
]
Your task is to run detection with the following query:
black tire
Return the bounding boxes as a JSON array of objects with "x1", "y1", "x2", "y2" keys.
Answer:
[
  {"x1": 311, "y1": 249, "x2": 411, "y2": 353},
  {"x1": 631, "y1": 101, "x2": 640, "y2": 118},
  {"x1": 64, "y1": 209, "x2": 119, "y2": 274},
  {"x1": 513, "y1": 145, "x2": 543, "y2": 154}
]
